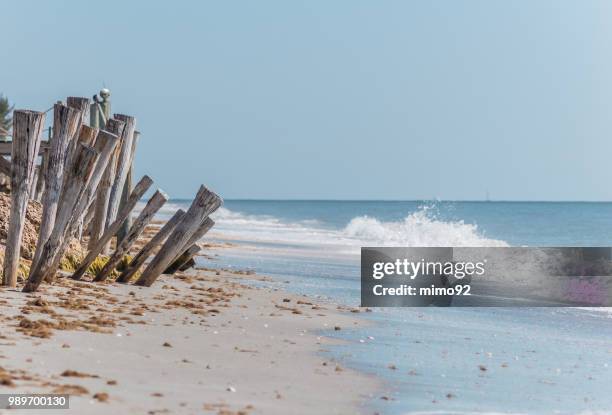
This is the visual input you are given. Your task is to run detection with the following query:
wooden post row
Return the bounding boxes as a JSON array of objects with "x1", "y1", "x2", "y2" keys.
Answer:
[
  {"x1": 71, "y1": 175, "x2": 153, "y2": 280},
  {"x1": 42, "y1": 130, "x2": 119, "y2": 284},
  {"x1": 2, "y1": 110, "x2": 45, "y2": 287},
  {"x1": 24, "y1": 144, "x2": 100, "y2": 292},
  {"x1": 94, "y1": 189, "x2": 168, "y2": 282},
  {"x1": 135, "y1": 185, "x2": 222, "y2": 287}
]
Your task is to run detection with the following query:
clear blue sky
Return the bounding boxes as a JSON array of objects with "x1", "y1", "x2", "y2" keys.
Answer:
[{"x1": 3, "y1": 1, "x2": 612, "y2": 200}]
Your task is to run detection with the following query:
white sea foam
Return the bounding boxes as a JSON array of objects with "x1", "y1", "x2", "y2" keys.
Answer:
[{"x1": 209, "y1": 206, "x2": 507, "y2": 251}]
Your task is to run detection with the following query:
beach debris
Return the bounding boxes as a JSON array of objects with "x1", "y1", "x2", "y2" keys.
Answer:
[
  {"x1": 163, "y1": 342, "x2": 172, "y2": 347},
  {"x1": 53, "y1": 384, "x2": 89, "y2": 395},
  {"x1": 92, "y1": 392, "x2": 109, "y2": 402},
  {"x1": 107, "y1": 380, "x2": 117, "y2": 385},
  {"x1": 60, "y1": 369, "x2": 98, "y2": 378},
  {"x1": 478, "y1": 365, "x2": 487, "y2": 372},
  {"x1": 334, "y1": 326, "x2": 341, "y2": 331},
  {"x1": 388, "y1": 364, "x2": 397, "y2": 370},
  {"x1": 227, "y1": 385, "x2": 237, "y2": 392}
]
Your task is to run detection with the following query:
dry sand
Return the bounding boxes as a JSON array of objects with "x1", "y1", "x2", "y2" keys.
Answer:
[{"x1": 0, "y1": 265, "x2": 380, "y2": 414}]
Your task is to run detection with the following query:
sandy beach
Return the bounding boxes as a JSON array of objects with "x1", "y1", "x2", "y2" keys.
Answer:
[{"x1": 0, "y1": 259, "x2": 380, "y2": 414}]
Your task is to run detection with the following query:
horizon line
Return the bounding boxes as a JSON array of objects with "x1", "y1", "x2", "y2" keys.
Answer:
[{"x1": 162, "y1": 197, "x2": 612, "y2": 203}]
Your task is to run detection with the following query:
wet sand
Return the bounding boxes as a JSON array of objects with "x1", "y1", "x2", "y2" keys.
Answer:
[{"x1": 0, "y1": 266, "x2": 380, "y2": 414}]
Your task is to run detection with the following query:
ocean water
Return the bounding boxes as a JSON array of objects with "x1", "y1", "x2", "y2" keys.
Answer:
[{"x1": 153, "y1": 200, "x2": 612, "y2": 414}]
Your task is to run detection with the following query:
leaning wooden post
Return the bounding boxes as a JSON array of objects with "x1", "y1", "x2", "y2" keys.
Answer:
[
  {"x1": 2, "y1": 110, "x2": 45, "y2": 287},
  {"x1": 106, "y1": 114, "x2": 136, "y2": 229},
  {"x1": 116, "y1": 208, "x2": 185, "y2": 283},
  {"x1": 64, "y1": 97, "x2": 90, "y2": 167},
  {"x1": 88, "y1": 118, "x2": 125, "y2": 249},
  {"x1": 31, "y1": 104, "x2": 81, "y2": 270},
  {"x1": 71, "y1": 175, "x2": 153, "y2": 280},
  {"x1": 94, "y1": 190, "x2": 168, "y2": 282},
  {"x1": 135, "y1": 185, "x2": 222, "y2": 287},
  {"x1": 66, "y1": 97, "x2": 90, "y2": 126},
  {"x1": 117, "y1": 130, "x2": 140, "y2": 243},
  {"x1": 24, "y1": 144, "x2": 99, "y2": 292},
  {"x1": 178, "y1": 218, "x2": 214, "y2": 257},
  {"x1": 42, "y1": 130, "x2": 119, "y2": 284},
  {"x1": 164, "y1": 244, "x2": 202, "y2": 275},
  {"x1": 164, "y1": 218, "x2": 214, "y2": 272}
]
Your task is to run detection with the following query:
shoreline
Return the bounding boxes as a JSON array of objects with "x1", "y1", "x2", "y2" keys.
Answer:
[{"x1": 0, "y1": 260, "x2": 381, "y2": 414}]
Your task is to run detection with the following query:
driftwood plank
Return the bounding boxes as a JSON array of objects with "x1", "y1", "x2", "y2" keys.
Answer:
[
  {"x1": 88, "y1": 118, "x2": 125, "y2": 249},
  {"x1": 24, "y1": 144, "x2": 99, "y2": 292},
  {"x1": 2, "y1": 110, "x2": 45, "y2": 287},
  {"x1": 116, "y1": 208, "x2": 185, "y2": 283},
  {"x1": 135, "y1": 185, "x2": 222, "y2": 287},
  {"x1": 71, "y1": 175, "x2": 153, "y2": 280},
  {"x1": 164, "y1": 244, "x2": 201, "y2": 275},
  {"x1": 31, "y1": 104, "x2": 81, "y2": 270},
  {"x1": 106, "y1": 114, "x2": 136, "y2": 229},
  {"x1": 94, "y1": 190, "x2": 168, "y2": 282}
]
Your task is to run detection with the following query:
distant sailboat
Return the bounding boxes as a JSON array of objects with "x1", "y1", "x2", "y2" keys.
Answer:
[{"x1": 485, "y1": 190, "x2": 491, "y2": 202}]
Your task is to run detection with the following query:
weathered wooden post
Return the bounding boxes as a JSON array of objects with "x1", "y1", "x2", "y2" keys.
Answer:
[
  {"x1": 88, "y1": 118, "x2": 125, "y2": 249},
  {"x1": 24, "y1": 144, "x2": 100, "y2": 292},
  {"x1": 106, "y1": 114, "x2": 136, "y2": 229},
  {"x1": 135, "y1": 185, "x2": 222, "y2": 287},
  {"x1": 66, "y1": 97, "x2": 90, "y2": 125},
  {"x1": 117, "y1": 130, "x2": 140, "y2": 243},
  {"x1": 164, "y1": 244, "x2": 202, "y2": 275},
  {"x1": 71, "y1": 175, "x2": 153, "y2": 280},
  {"x1": 75, "y1": 125, "x2": 98, "y2": 147},
  {"x1": 31, "y1": 104, "x2": 81, "y2": 269},
  {"x1": 2, "y1": 110, "x2": 45, "y2": 287},
  {"x1": 116, "y1": 209, "x2": 185, "y2": 283},
  {"x1": 164, "y1": 218, "x2": 214, "y2": 273},
  {"x1": 94, "y1": 190, "x2": 168, "y2": 282}
]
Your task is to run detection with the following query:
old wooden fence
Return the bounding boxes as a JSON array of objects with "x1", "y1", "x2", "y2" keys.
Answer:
[{"x1": 0, "y1": 95, "x2": 222, "y2": 292}]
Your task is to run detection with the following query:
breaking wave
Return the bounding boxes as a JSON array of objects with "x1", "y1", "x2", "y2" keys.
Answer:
[{"x1": 207, "y1": 206, "x2": 507, "y2": 250}]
